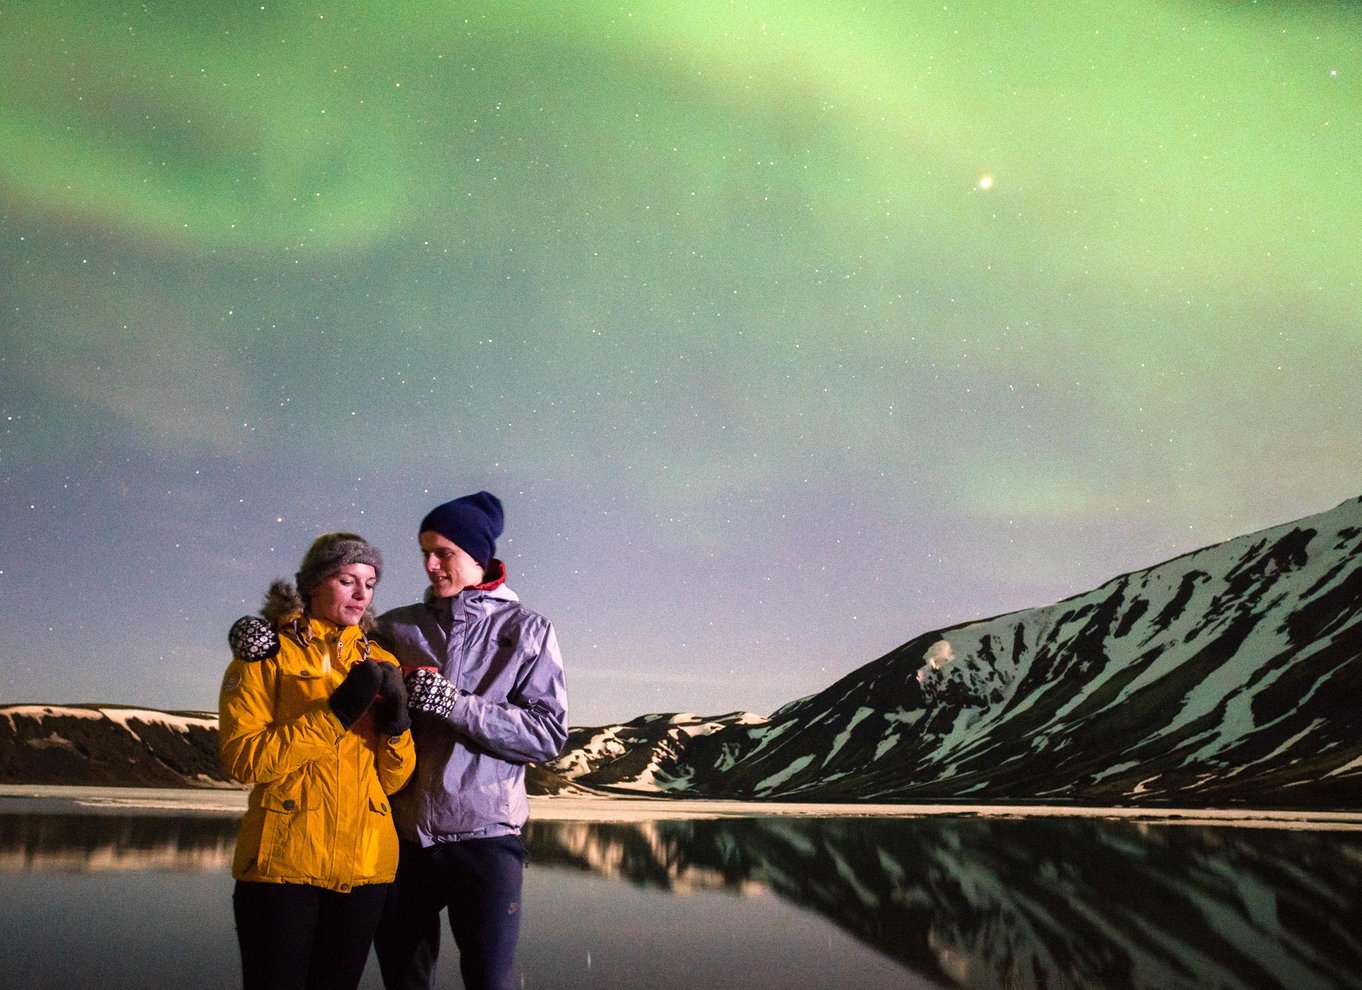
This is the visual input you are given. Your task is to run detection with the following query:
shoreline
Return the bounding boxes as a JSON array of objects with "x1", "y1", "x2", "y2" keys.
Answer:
[{"x1": 0, "y1": 784, "x2": 1359, "y2": 830}]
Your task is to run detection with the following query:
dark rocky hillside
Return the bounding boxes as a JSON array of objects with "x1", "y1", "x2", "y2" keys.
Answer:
[{"x1": 7, "y1": 497, "x2": 1360, "y2": 809}]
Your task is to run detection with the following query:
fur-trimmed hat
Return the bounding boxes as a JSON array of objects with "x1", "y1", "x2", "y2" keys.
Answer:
[
  {"x1": 250, "y1": 534, "x2": 384, "y2": 637},
  {"x1": 419, "y1": 492, "x2": 504, "y2": 566},
  {"x1": 294, "y1": 532, "x2": 383, "y2": 602}
]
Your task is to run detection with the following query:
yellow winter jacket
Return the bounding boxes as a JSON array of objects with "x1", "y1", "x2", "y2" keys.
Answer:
[{"x1": 219, "y1": 615, "x2": 416, "y2": 892}]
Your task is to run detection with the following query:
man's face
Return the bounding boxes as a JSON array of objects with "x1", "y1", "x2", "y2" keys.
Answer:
[{"x1": 419, "y1": 530, "x2": 485, "y2": 597}]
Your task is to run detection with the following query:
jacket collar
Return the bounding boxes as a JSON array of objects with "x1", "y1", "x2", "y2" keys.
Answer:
[
  {"x1": 474, "y1": 558, "x2": 507, "y2": 591},
  {"x1": 281, "y1": 611, "x2": 371, "y2": 654}
]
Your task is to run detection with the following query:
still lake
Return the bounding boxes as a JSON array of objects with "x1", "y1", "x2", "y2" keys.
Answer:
[{"x1": 0, "y1": 790, "x2": 1359, "y2": 990}]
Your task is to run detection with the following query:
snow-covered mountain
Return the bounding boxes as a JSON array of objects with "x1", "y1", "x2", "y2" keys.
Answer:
[
  {"x1": 0, "y1": 702, "x2": 587, "y2": 795},
  {"x1": 6, "y1": 497, "x2": 1359, "y2": 806},
  {"x1": 0, "y1": 705, "x2": 231, "y2": 788},
  {"x1": 650, "y1": 495, "x2": 1362, "y2": 807},
  {"x1": 544, "y1": 711, "x2": 767, "y2": 792}
]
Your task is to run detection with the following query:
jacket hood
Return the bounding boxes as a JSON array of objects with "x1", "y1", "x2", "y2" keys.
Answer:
[{"x1": 261, "y1": 580, "x2": 304, "y2": 625}]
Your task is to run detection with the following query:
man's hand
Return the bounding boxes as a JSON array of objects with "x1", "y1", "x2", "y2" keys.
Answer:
[
  {"x1": 228, "y1": 615, "x2": 280, "y2": 662},
  {"x1": 406, "y1": 667, "x2": 460, "y2": 720}
]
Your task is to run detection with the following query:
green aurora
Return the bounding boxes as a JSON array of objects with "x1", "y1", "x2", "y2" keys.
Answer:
[{"x1": 2, "y1": 1, "x2": 1359, "y2": 721}]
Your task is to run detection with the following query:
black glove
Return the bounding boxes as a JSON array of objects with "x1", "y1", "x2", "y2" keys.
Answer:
[
  {"x1": 373, "y1": 664, "x2": 411, "y2": 736},
  {"x1": 328, "y1": 659, "x2": 384, "y2": 729},
  {"x1": 407, "y1": 667, "x2": 461, "y2": 721},
  {"x1": 228, "y1": 615, "x2": 280, "y2": 662}
]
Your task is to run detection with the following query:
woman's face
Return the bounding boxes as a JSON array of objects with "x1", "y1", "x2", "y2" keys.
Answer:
[{"x1": 309, "y1": 563, "x2": 378, "y2": 627}]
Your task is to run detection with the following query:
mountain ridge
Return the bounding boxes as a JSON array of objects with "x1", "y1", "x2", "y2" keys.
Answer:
[
  {"x1": 650, "y1": 495, "x2": 1362, "y2": 807},
  {"x1": 4, "y1": 496, "x2": 1359, "y2": 808}
]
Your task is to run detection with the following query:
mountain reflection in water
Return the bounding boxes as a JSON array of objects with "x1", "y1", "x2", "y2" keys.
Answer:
[
  {"x1": 523, "y1": 815, "x2": 1362, "y2": 990},
  {"x1": 0, "y1": 805, "x2": 1359, "y2": 989},
  {"x1": 0, "y1": 811, "x2": 236, "y2": 871}
]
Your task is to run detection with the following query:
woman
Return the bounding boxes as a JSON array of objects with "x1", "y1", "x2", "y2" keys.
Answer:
[{"x1": 219, "y1": 532, "x2": 416, "y2": 990}]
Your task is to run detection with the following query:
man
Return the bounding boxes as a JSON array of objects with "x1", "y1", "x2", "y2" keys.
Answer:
[{"x1": 373, "y1": 491, "x2": 568, "y2": 990}]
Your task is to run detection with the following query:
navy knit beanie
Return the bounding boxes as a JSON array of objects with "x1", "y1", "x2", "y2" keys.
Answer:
[{"x1": 419, "y1": 491, "x2": 504, "y2": 566}]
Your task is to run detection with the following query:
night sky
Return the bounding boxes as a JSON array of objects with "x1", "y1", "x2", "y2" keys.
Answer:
[{"x1": 3, "y1": 2, "x2": 1359, "y2": 726}]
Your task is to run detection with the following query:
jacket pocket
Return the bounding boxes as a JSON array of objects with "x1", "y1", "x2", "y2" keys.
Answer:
[
  {"x1": 358, "y1": 784, "x2": 399, "y2": 880},
  {"x1": 253, "y1": 775, "x2": 318, "y2": 878},
  {"x1": 276, "y1": 668, "x2": 330, "y2": 711}
]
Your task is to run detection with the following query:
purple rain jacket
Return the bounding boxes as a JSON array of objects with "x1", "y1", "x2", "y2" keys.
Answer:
[{"x1": 376, "y1": 562, "x2": 568, "y2": 845}]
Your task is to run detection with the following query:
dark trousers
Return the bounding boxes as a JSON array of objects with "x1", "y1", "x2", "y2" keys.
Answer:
[
  {"x1": 374, "y1": 835, "x2": 526, "y2": 990},
  {"x1": 232, "y1": 880, "x2": 390, "y2": 990}
]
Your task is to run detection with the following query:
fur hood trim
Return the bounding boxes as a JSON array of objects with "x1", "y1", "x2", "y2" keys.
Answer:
[{"x1": 261, "y1": 580, "x2": 304, "y2": 625}]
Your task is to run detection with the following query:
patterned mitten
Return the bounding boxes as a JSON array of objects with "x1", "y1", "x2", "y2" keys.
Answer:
[
  {"x1": 228, "y1": 615, "x2": 280, "y2": 662},
  {"x1": 406, "y1": 667, "x2": 460, "y2": 720}
]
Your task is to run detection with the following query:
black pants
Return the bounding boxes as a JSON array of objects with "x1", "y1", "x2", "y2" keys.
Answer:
[
  {"x1": 374, "y1": 835, "x2": 526, "y2": 990},
  {"x1": 232, "y1": 880, "x2": 390, "y2": 990}
]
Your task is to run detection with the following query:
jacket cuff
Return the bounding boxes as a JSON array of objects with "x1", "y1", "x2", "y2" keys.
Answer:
[{"x1": 443, "y1": 690, "x2": 472, "y2": 730}]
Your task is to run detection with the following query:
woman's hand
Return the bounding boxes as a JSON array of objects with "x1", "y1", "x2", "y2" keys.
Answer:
[
  {"x1": 373, "y1": 664, "x2": 411, "y2": 736},
  {"x1": 328, "y1": 659, "x2": 384, "y2": 728}
]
